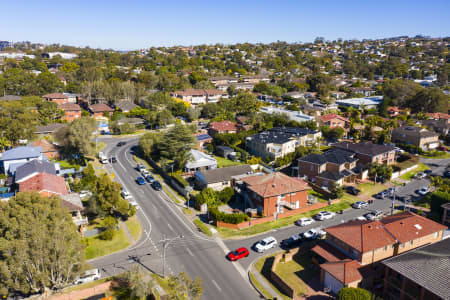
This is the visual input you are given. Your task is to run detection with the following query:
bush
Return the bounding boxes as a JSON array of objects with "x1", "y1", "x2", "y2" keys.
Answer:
[
  {"x1": 208, "y1": 207, "x2": 249, "y2": 224},
  {"x1": 337, "y1": 287, "x2": 372, "y2": 300},
  {"x1": 99, "y1": 228, "x2": 116, "y2": 240},
  {"x1": 217, "y1": 187, "x2": 235, "y2": 204},
  {"x1": 172, "y1": 173, "x2": 188, "y2": 187},
  {"x1": 430, "y1": 191, "x2": 450, "y2": 216}
]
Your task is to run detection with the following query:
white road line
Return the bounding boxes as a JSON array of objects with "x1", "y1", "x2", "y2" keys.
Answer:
[
  {"x1": 186, "y1": 247, "x2": 194, "y2": 257},
  {"x1": 212, "y1": 280, "x2": 222, "y2": 292},
  {"x1": 167, "y1": 223, "x2": 174, "y2": 231}
]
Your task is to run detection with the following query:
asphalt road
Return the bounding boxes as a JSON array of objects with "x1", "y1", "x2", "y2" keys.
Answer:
[{"x1": 90, "y1": 137, "x2": 260, "y2": 300}]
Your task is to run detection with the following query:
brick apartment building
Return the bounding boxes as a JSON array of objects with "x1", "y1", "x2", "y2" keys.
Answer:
[{"x1": 332, "y1": 141, "x2": 396, "y2": 166}]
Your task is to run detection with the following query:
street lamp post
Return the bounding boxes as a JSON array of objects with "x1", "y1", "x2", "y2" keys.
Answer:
[{"x1": 160, "y1": 234, "x2": 183, "y2": 277}]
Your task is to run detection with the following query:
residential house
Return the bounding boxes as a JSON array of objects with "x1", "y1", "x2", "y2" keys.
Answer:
[
  {"x1": 240, "y1": 172, "x2": 310, "y2": 216},
  {"x1": 19, "y1": 172, "x2": 68, "y2": 197},
  {"x1": 349, "y1": 87, "x2": 375, "y2": 97},
  {"x1": 35, "y1": 123, "x2": 67, "y2": 136},
  {"x1": 43, "y1": 93, "x2": 69, "y2": 105},
  {"x1": 419, "y1": 119, "x2": 450, "y2": 136},
  {"x1": 382, "y1": 238, "x2": 450, "y2": 300},
  {"x1": 311, "y1": 212, "x2": 446, "y2": 294},
  {"x1": 58, "y1": 103, "x2": 81, "y2": 122},
  {"x1": 170, "y1": 89, "x2": 228, "y2": 105},
  {"x1": 260, "y1": 106, "x2": 317, "y2": 125},
  {"x1": 32, "y1": 139, "x2": 59, "y2": 160},
  {"x1": 426, "y1": 112, "x2": 450, "y2": 122},
  {"x1": 298, "y1": 149, "x2": 360, "y2": 190},
  {"x1": 215, "y1": 146, "x2": 234, "y2": 159},
  {"x1": 62, "y1": 93, "x2": 77, "y2": 103},
  {"x1": 184, "y1": 149, "x2": 217, "y2": 173},
  {"x1": 0, "y1": 146, "x2": 44, "y2": 174},
  {"x1": 116, "y1": 101, "x2": 138, "y2": 113},
  {"x1": 441, "y1": 203, "x2": 450, "y2": 226},
  {"x1": 235, "y1": 115, "x2": 252, "y2": 131},
  {"x1": 320, "y1": 113, "x2": 350, "y2": 129},
  {"x1": 194, "y1": 132, "x2": 213, "y2": 150},
  {"x1": 246, "y1": 127, "x2": 321, "y2": 160},
  {"x1": 392, "y1": 126, "x2": 440, "y2": 150},
  {"x1": 386, "y1": 106, "x2": 409, "y2": 118},
  {"x1": 208, "y1": 120, "x2": 239, "y2": 136},
  {"x1": 88, "y1": 103, "x2": 114, "y2": 117},
  {"x1": 335, "y1": 96, "x2": 383, "y2": 110},
  {"x1": 194, "y1": 164, "x2": 253, "y2": 191},
  {"x1": 332, "y1": 141, "x2": 396, "y2": 166},
  {"x1": 14, "y1": 160, "x2": 56, "y2": 184},
  {"x1": 60, "y1": 193, "x2": 88, "y2": 228}
]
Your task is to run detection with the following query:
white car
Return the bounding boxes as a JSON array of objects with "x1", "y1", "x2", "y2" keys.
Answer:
[
  {"x1": 354, "y1": 216, "x2": 367, "y2": 221},
  {"x1": 128, "y1": 200, "x2": 139, "y2": 209},
  {"x1": 254, "y1": 236, "x2": 277, "y2": 253},
  {"x1": 364, "y1": 210, "x2": 384, "y2": 221},
  {"x1": 415, "y1": 172, "x2": 427, "y2": 179},
  {"x1": 121, "y1": 189, "x2": 132, "y2": 200},
  {"x1": 303, "y1": 228, "x2": 326, "y2": 239},
  {"x1": 74, "y1": 269, "x2": 100, "y2": 285},
  {"x1": 352, "y1": 201, "x2": 369, "y2": 209},
  {"x1": 141, "y1": 169, "x2": 150, "y2": 177},
  {"x1": 79, "y1": 190, "x2": 92, "y2": 199},
  {"x1": 296, "y1": 217, "x2": 315, "y2": 227},
  {"x1": 417, "y1": 186, "x2": 430, "y2": 196},
  {"x1": 314, "y1": 211, "x2": 336, "y2": 221}
]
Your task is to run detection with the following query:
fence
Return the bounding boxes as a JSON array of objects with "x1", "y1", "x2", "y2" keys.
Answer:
[
  {"x1": 391, "y1": 164, "x2": 418, "y2": 179},
  {"x1": 144, "y1": 157, "x2": 188, "y2": 198},
  {"x1": 44, "y1": 281, "x2": 112, "y2": 300},
  {"x1": 269, "y1": 249, "x2": 302, "y2": 299}
]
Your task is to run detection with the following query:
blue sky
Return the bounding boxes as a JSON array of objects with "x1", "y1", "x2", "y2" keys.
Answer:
[{"x1": 3, "y1": 0, "x2": 450, "y2": 50}]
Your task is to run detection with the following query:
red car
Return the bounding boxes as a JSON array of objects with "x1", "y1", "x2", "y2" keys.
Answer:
[{"x1": 227, "y1": 247, "x2": 249, "y2": 261}]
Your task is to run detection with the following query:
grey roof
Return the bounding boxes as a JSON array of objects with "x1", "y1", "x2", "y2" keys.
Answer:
[
  {"x1": 1, "y1": 146, "x2": 42, "y2": 161},
  {"x1": 316, "y1": 171, "x2": 347, "y2": 181},
  {"x1": 15, "y1": 160, "x2": 56, "y2": 182},
  {"x1": 0, "y1": 95, "x2": 22, "y2": 101},
  {"x1": 248, "y1": 127, "x2": 318, "y2": 145},
  {"x1": 117, "y1": 117, "x2": 145, "y2": 125},
  {"x1": 298, "y1": 149, "x2": 357, "y2": 165},
  {"x1": 382, "y1": 238, "x2": 450, "y2": 300},
  {"x1": 60, "y1": 193, "x2": 84, "y2": 212},
  {"x1": 185, "y1": 149, "x2": 217, "y2": 169},
  {"x1": 116, "y1": 101, "x2": 138, "y2": 111},
  {"x1": 332, "y1": 141, "x2": 395, "y2": 157},
  {"x1": 393, "y1": 126, "x2": 439, "y2": 138},
  {"x1": 35, "y1": 123, "x2": 67, "y2": 134},
  {"x1": 197, "y1": 165, "x2": 253, "y2": 184}
]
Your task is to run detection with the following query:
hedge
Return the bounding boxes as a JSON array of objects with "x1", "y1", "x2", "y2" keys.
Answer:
[
  {"x1": 208, "y1": 207, "x2": 249, "y2": 224},
  {"x1": 172, "y1": 173, "x2": 188, "y2": 187},
  {"x1": 337, "y1": 287, "x2": 372, "y2": 300}
]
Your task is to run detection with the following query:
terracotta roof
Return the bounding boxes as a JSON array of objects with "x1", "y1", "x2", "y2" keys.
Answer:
[
  {"x1": 426, "y1": 112, "x2": 450, "y2": 120},
  {"x1": 242, "y1": 172, "x2": 310, "y2": 198},
  {"x1": 320, "y1": 113, "x2": 349, "y2": 123},
  {"x1": 58, "y1": 103, "x2": 81, "y2": 111},
  {"x1": 19, "y1": 173, "x2": 68, "y2": 195},
  {"x1": 32, "y1": 139, "x2": 59, "y2": 153},
  {"x1": 325, "y1": 220, "x2": 397, "y2": 253},
  {"x1": 387, "y1": 106, "x2": 402, "y2": 112},
  {"x1": 209, "y1": 121, "x2": 238, "y2": 132},
  {"x1": 172, "y1": 89, "x2": 207, "y2": 96},
  {"x1": 380, "y1": 211, "x2": 447, "y2": 244},
  {"x1": 43, "y1": 93, "x2": 68, "y2": 99},
  {"x1": 88, "y1": 103, "x2": 114, "y2": 113},
  {"x1": 312, "y1": 241, "x2": 350, "y2": 262},
  {"x1": 321, "y1": 259, "x2": 363, "y2": 284},
  {"x1": 35, "y1": 123, "x2": 67, "y2": 134}
]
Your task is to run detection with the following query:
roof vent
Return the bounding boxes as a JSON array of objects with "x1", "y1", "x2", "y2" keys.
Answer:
[
  {"x1": 272, "y1": 184, "x2": 276, "y2": 187},
  {"x1": 414, "y1": 224, "x2": 422, "y2": 230}
]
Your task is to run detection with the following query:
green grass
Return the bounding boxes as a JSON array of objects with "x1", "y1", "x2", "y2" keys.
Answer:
[
  {"x1": 254, "y1": 253, "x2": 290, "y2": 300},
  {"x1": 214, "y1": 156, "x2": 243, "y2": 168},
  {"x1": 274, "y1": 252, "x2": 316, "y2": 296},
  {"x1": 125, "y1": 216, "x2": 142, "y2": 241},
  {"x1": 193, "y1": 219, "x2": 213, "y2": 237},
  {"x1": 249, "y1": 272, "x2": 273, "y2": 299},
  {"x1": 62, "y1": 277, "x2": 110, "y2": 293},
  {"x1": 395, "y1": 155, "x2": 419, "y2": 170},
  {"x1": 307, "y1": 190, "x2": 328, "y2": 203},
  {"x1": 357, "y1": 182, "x2": 388, "y2": 197},
  {"x1": 420, "y1": 151, "x2": 450, "y2": 159},
  {"x1": 85, "y1": 228, "x2": 131, "y2": 260},
  {"x1": 216, "y1": 197, "x2": 357, "y2": 239},
  {"x1": 183, "y1": 208, "x2": 193, "y2": 215},
  {"x1": 399, "y1": 163, "x2": 430, "y2": 180}
]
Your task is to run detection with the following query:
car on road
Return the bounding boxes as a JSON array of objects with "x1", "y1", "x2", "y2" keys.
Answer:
[
  {"x1": 136, "y1": 176, "x2": 146, "y2": 185},
  {"x1": 415, "y1": 172, "x2": 427, "y2": 179},
  {"x1": 227, "y1": 247, "x2": 249, "y2": 261},
  {"x1": 354, "y1": 216, "x2": 367, "y2": 221},
  {"x1": 364, "y1": 210, "x2": 384, "y2": 221},
  {"x1": 254, "y1": 236, "x2": 277, "y2": 253},
  {"x1": 295, "y1": 217, "x2": 315, "y2": 227},
  {"x1": 117, "y1": 141, "x2": 126, "y2": 147},
  {"x1": 128, "y1": 199, "x2": 139, "y2": 209},
  {"x1": 314, "y1": 211, "x2": 336, "y2": 221},
  {"x1": 141, "y1": 169, "x2": 150, "y2": 177},
  {"x1": 151, "y1": 180, "x2": 162, "y2": 191},
  {"x1": 375, "y1": 191, "x2": 388, "y2": 199},
  {"x1": 417, "y1": 186, "x2": 430, "y2": 196},
  {"x1": 121, "y1": 189, "x2": 132, "y2": 200},
  {"x1": 145, "y1": 174, "x2": 155, "y2": 183},
  {"x1": 424, "y1": 169, "x2": 432, "y2": 175},
  {"x1": 444, "y1": 171, "x2": 450, "y2": 178},
  {"x1": 281, "y1": 235, "x2": 302, "y2": 249},
  {"x1": 303, "y1": 228, "x2": 326, "y2": 240},
  {"x1": 352, "y1": 201, "x2": 369, "y2": 209},
  {"x1": 109, "y1": 156, "x2": 117, "y2": 163},
  {"x1": 137, "y1": 164, "x2": 146, "y2": 172},
  {"x1": 74, "y1": 269, "x2": 100, "y2": 285},
  {"x1": 345, "y1": 186, "x2": 361, "y2": 195}
]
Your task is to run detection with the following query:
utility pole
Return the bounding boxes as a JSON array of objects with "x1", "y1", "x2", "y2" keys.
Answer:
[
  {"x1": 391, "y1": 187, "x2": 396, "y2": 215},
  {"x1": 160, "y1": 234, "x2": 183, "y2": 277}
]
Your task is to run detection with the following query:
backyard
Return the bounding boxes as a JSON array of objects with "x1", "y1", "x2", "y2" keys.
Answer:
[{"x1": 214, "y1": 156, "x2": 243, "y2": 168}]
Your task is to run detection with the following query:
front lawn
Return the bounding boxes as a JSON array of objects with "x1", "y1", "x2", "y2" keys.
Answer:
[
  {"x1": 357, "y1": 182, "x2": 388, "y2": 197},
  {"x1": 214, "y1": 156, "x2": 243, "y2": 168},
  {"x1": 85, "y1": 227, "x2": 130, "y2": 260},
  {"x1": 274, "y1": 252, "x2": 316, "y2": 296},
  {"x1": 125, "y1": 216, "x2": 142, "y2": 241},
  {"x1": 399, "y1": 163, "x2": 430, "y2": 180},
  {"x1": 420, "y1": 151, "x2": 450, "y2": 159}
]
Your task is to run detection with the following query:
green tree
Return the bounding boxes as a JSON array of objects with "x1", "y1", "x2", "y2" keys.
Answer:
[
  {"x1": 55, "y1": 117, "x2": 96, "y2": 156},
  {"x1": 0, "y1": 192, "x2": 84, "y2": 295},
  {"x1": 166, "y1": 272, "x2": 203, "y2": 300},
  {"x1": 113, "y1": 265, "x2": 156, "y2": 300},
  {"x1": 337, "y1": 287, "x2": 372, "y2": 300},
  {"x1": 139, "y1": 132, "x2": 162, "y2": 159},
  {"x1": 407, "y1": 87, "x2": 449, "y2": 113},
  {"x1": 157, "y1": 124, "x2": 195, "y2": 169},
  {"x1": 36, "y1": 71, "x2": 63, "y2": 94},
  {"x1": 37, "y1": 101, "x2": 63, "y2": 125}
]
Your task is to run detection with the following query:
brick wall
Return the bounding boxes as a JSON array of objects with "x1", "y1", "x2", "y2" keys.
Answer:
[
  {"x1": 46, "y1": 281, "x2": 112, "y2": 300},
  {"x1": 270, "y1": 253, "x2": 296, "y2": 299}
]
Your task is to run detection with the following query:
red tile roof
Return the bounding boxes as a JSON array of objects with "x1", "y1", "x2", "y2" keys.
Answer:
[
  {"x1": 209, "y1": 120, "x2": 238, "y2": 132},
  {"x1": 321, "y1": 259, "x2": 363, "y2": 284},
  {"x1": 242, "y1": 172, "x2": 310, "y2": 198},
  {"x1": 19, "y1": 173, "x2": 68, "y2": 195},
  {"x1": 32, "y1": 139, "x2": 59, "y2": 153},
  {"x1": 312, "y1": 241, "x2": 350, "y2": 262},
  {"x1": 387, "y1": 106, "x2": 402, "y2": 112},
  {"x1": 43, "y1": 93, "x2": 68, "y2": 99},
  {"x1": 325, "y1": 220, "x2": 397, "y2": 253},
  {"x1": 58, "y1": 103, "x2": 81, "y2": 111},
  {"x1": 320, "y1": 113, "x2": 350, "y2": 123},
  {"x1": 380, "y1": 211, "x2": 447, "y2": 243},
  {"x1": 426, "y1": 112, "x2": 450, "y2": 120},
  {"x1": 88, "y1": 103, "x2": 114, "y2": 113}
]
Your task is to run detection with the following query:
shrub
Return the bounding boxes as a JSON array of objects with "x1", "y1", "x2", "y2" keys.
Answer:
[
  {"x1": 172, "y1": 173, "x2": 188, "y2": 187},
  {"x1": 217, "y1": 187, "x2": 235, "y2": 204},
  {"x1": 337, "y1": 287, "x2": 372, "y2": 300},
  {"x1": 430, "y1": 191, "x2": 450, "y2": 216},
  {"x1": 208, "y1": 207, "x2": 249, "y2": 224},
  {"x1": 99, "y1": 228, "x2": 116, "y2": 240}
]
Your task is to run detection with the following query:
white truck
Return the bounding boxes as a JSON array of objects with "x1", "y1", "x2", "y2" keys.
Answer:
[
  {"x1": 74, "y1": 269, "x2": 101, "y2": 285},
  {"x1": 99, "y1": 152, "x2": 108, "y2": 164}
]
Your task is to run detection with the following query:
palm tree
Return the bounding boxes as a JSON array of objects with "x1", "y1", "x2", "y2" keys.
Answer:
[{"x1": 0, "y1": 136, "x2": 11, "y2": 152}]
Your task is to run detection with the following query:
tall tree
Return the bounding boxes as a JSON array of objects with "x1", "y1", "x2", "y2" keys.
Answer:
[
  {"x1": 157, "y1": 124, "x2": 195, "y2": 169},
  {"x1": 166, "y1": 272, "x2": 203, "y2": 300},
  {"x1": 55, "y1": 117, "x2": 96, "y2": 156},
  {"x1": 0, "y1": 192, "x2": 84, "y2": 295}
]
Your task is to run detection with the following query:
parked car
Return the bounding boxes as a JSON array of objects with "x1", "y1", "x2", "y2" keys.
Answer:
[
  {"x1": 444, "y1": 170, "x2": 450, "y2": 178},
  {"x1": 375, "y1": 191, "x2": 388, "y2": 199},
  {"x1": 80, "y1": 190, "x2": 92, "y2": 199},
  {"x1": 141, "y1": 169, "x2": 150, "y2": 177},
  {"x1": 281, "y1": 235, "x2": 302, "y2": 249},
  {"x1": 227, "y1": 247, "x2": 249, "y2": 261},
  {"x1": 415, "y1": 172, "x2": 427, "y2": 179},
  {"x1": 417, "y1": 186, "x2": 430, "y2": 196},
  {"x1": 354, "y1": 216, "x2": 367, "y2": 221},
  {"x1": 295, "y1": 217, "x2": 315, "y2": 227},
  {"x1": 424, "y1": 169, "x2": 432, "y2": 175},
  {"x1": 128, "y1": 200, "x2": 139, "y2": 209},
  {"x1": 254, "y1": 237, "x2": 277, "y2": 253},
  {"x1": 303, "y1": 228, "x2": 326, "y2": 240},
  {"x1": 74, "y1": 269, "x2": 100, "y2": 285},
  {"x1": 313, "y1": 211, "x2": 336, "y2": 221},
  {"x1": 136, "y1": 176, "x2": 146, "y2": 185},
  {"x1": 145, "y1": 174, "x2": 155, "y2": 183},
  {"x1": 121, "y1": 189, "x2": 132, "y2": 200},
  {"x1": 151, "y1": 180, "x2": 162, "y2": 191},
  {"x1": 438, "y1": 146, "x2": 447, "y2": 152},
  {"x1": 352, "y1": 201, "x2": 368, "y2": 209},
  {"x1": 364, "y1": 210, "x2": 384, "y2": 221},
  {"x1": 345, "y1": 186, "x2": 361, "y2": 196},
  {"x1": 109, "y1": 157, "x2": 117, "y2": 163},
  {"x1": 117, "y1": 141, "x2": 126, "y2": 147},
  {"x1": 137, "y1": 164, "x2": 146, "y2": 172}
]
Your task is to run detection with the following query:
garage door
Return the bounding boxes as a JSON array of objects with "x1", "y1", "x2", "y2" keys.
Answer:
[{"x1": 324, "y1": 271, "x2": 343, "y2": 294}]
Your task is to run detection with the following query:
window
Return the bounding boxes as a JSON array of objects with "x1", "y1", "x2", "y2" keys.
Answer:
[
  {"x1": 384, "y1": 246, "x2": 387, "y2": 251},
  {"x1": 410, "y1": 240, "x2": 413, "y2": 246},
  {"x1": 434, "y1": 232, "x2": 438, "y2": 238},
  {"x1": 400, "y1": 243, "x2": 405, "y2": 249}
]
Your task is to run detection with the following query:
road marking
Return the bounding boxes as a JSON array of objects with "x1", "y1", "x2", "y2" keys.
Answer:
[
  {"x1": 211, "y1": 280, "x2": 222, "y2": 291},
  {"x1": 186, "y1": 247, "x2": 194, "y2": 257},
  {"x1": 167, "y1": 223, "x2": 174, "y2": 231}
]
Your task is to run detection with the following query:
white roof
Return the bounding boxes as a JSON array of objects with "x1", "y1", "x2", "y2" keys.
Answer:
[
  {"x1": 260, "y1": 106, "x2": 316, "y2": 123},
  {"x1": 335, "y1": 96, "x2": 383, "y2": 107},
  {"x1": 185, "y1": 149, "x2": 217, "y2": 169}
]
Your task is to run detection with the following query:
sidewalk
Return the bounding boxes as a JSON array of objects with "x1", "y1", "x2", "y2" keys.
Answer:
[{"x1": 249, "y1": 263, "x2": 282, "y2": 300}]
